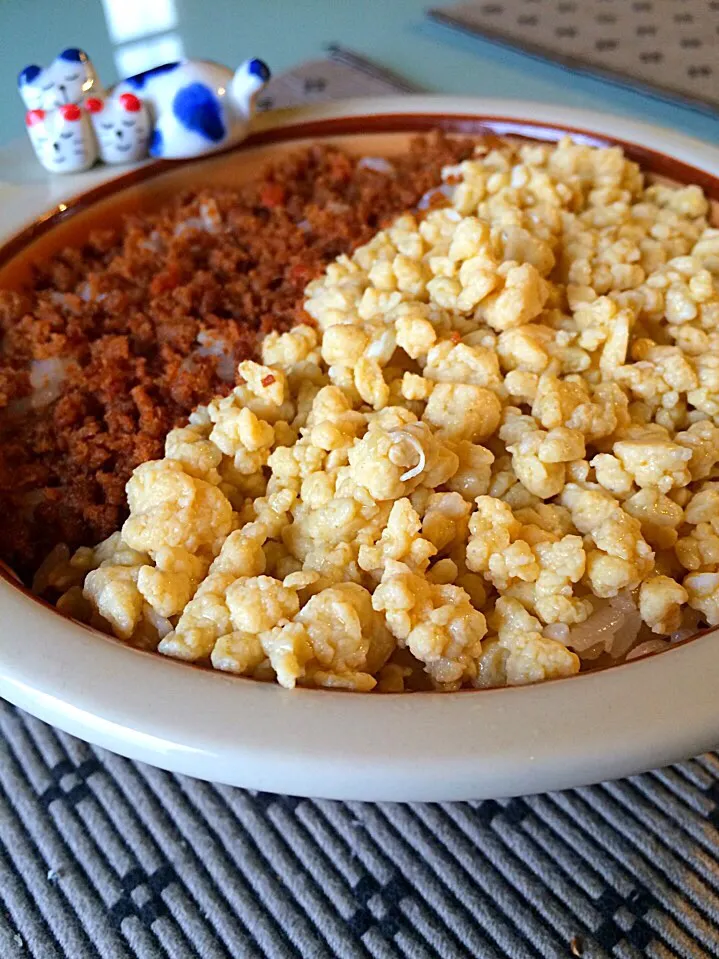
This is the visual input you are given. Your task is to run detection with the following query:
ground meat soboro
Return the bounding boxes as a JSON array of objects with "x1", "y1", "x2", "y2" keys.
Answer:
[{"x1": 0, "y1": 133, "x2": 475, "y2": 580}]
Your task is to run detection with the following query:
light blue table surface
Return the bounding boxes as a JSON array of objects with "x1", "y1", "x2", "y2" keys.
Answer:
[{"x1": 0, "y1": 0, "x2": 717, "y2": 152}]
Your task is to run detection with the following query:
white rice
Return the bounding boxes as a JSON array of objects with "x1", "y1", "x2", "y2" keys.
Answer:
[
  {"x1": 357, "y1": 156, "x2": 395, "y2": 174},
  {"x1": 416, "y1": 183, "x2": 456, "y2": 210},
  {"x1": 7, "y1": 357, "x2": 75, "y2": 416},
  {"x1": 49, "y1": 291, "x2": 83, "y2": 314},
  {"x1": 30, "y1": 358, "x2": 73, "y2": 406},
  {"x1": 670, "y1": 607, "x2": 703, "y2": 644},
  {"x1": 174, "y1": 200, "x2": 223, "y2": 237},
  {"x1": 139, "y1": 230, "x2": 165, "y2": 253},
  {"x1": 543, "y1": 591, "x2": 706, "y2": 665},
  {"x1": 199, "y1": 199, "x2": 222, "y2": 231},
  {"x1": 75, "y1": 283, "x2": 108, "y2": 303},
  {"x1": 569, "y1": 593, "x2": 641, "y2": 658},
  {"x1": 143, "y1": 606, "x2": 173, "y2": 640},
  {"x1": 195, "y1": 331, "x2": 236, "y2": 382},
  {"x1": 625, "y1": 639, "x2": 671, "y2": 661},
  {"x1": 174, "y1": 218, "x2": 205, "y2": 237}
]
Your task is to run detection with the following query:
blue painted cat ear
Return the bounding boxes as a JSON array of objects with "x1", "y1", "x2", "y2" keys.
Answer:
[
  {"x1": 60, "y1": 47, "x2": 87, "y2": 63},
  {"x1": 247, "y1": 58, "x2": 270, "y2": 82},
  {"x1": 18, "y1": 64, "x2": 41, "y2": 87}
]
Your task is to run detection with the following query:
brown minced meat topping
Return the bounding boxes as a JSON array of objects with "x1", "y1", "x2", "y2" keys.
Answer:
[{"x1": 0, "y1": 133, "x2": 477, "y2": 580}]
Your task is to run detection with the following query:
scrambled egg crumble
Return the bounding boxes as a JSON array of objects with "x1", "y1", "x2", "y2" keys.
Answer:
[{"x1": 38, "y1": 136, "x2": 719, "y2": 691}]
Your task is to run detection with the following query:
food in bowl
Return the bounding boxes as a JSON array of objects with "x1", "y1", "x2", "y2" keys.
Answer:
[
  {"x1": 0, "y1": 136, "x2": 475, "y2": 580},
  {"x1": 5, "y1": 132, "x2": 719, "y2": 692}
]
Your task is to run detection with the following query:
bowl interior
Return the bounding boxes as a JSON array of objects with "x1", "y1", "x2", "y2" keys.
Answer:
[{"x1": 0, "y1": 113, "x2": 717, "y2": 684}]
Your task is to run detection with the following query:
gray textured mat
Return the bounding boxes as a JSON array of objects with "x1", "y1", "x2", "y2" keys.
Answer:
[
  {"x1": 428, "y1": 0, "x2": 719, "y2": 114},
  {"x1": 1, "y1": 699, "x2": 718, "y2": 959}
]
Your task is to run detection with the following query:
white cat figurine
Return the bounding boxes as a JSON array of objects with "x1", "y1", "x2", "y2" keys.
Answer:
[
  {"x1": 112, "y1": 57, "x2": 270, "y2": 159},
  {"x1": 25, "y1": 103, "x2": 98, "y2": 173},
  {"x1": 85, "y1": 92, "x2": 151, "y2": 165},
  {"x1": 18, "y1": 48, "x2": 103, "y2": 111},
  {"x1": 18, "y1": 50, "x2": 270, "y2": 172}
]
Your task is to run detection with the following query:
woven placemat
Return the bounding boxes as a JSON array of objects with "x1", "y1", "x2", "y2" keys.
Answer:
[
  {"x1": 2, "y1": 52, "x2": 719, "y2": 959},
  {"x1": 257, "y1": 46, "x2": 423, "y2": 112},
  {"x1": 2, "y1": 701, "x2": 719, "y2": 958},
  {"x1": 428, "y1": 0, "x2": 719, "y2": 114}
]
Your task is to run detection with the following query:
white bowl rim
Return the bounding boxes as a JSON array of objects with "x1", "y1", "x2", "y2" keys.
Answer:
[{"x1": 1, "y1": 95, "x2": 718, "y2": 802}]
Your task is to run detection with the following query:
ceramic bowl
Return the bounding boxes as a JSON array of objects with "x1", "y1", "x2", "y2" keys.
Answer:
[{"x1": 0, "y1": 96, "x2": 718, "y2": 801}]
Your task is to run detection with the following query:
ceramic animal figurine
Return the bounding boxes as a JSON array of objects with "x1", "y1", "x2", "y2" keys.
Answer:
[
  {"x1": 25, "y1": 102, "x2": 98, "y2": 173},
  {"x1": 112, "y1": 57, "x2": 271, "y2": 158},
  {"x1": 85, "y1": 92, "x2": 151, "y2": 165},
  {"x1": 18, "y1": 48, "x2": 103, "y2": 111},
  {"x1": 18, "y1": 51, "x2": 270, "y2": 173}
]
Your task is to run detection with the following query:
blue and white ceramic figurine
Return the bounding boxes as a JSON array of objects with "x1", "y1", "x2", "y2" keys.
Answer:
[
  {"x1": 25, "y1": 102, "x2": 98, "y2": 174},
  {"x1": 85, "y1": 92, "x2": 153, "y2": 165},
  {"x1": 113, "y1": 57, "x2": 271, "y2": 159},
  {"x1": 18, "y1": 50, "x2": 271, "y2": 173},
  {"x1": 18, "y1": 48, "x2": 104, "y2": 112}
]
